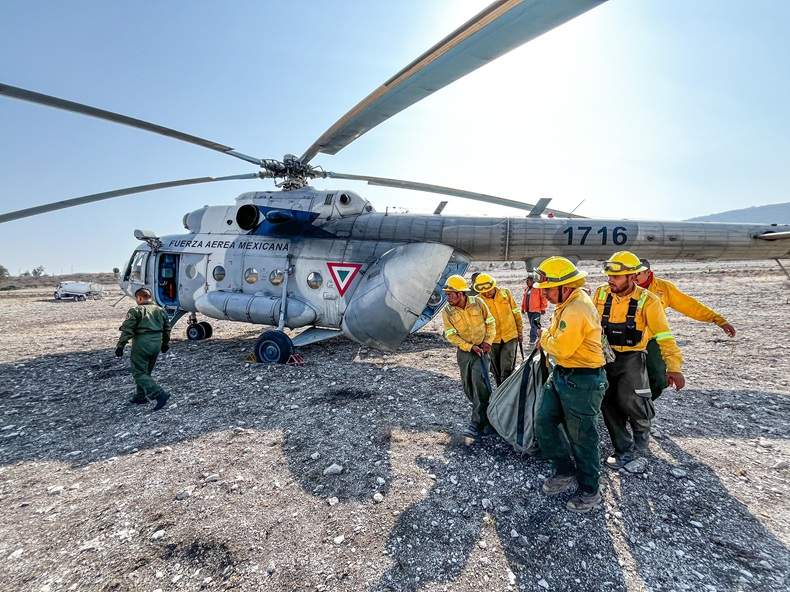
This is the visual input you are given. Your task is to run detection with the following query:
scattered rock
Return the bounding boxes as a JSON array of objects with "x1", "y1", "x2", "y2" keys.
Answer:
[
  {"x1": 266, "y1": 561, "x2": 275, "y2": 575},
  {"x1": 327, "y1": 497, "x2": 339, "y2": 506},
  {"x1": 323, "y1": 463, "x2": 343, "y2": 476},
  {"x1": 9, "y1": 548, "x2": 23, "y2": 559},
  {"x1": 333, "y1": 534, "x2": 345, "y2": 545},
  {"x1": 670, "y1": 467, "x2": 688, "y2": 478},
  {"x1": 175, "y1": 486, "x2": 195, "y2": 501},
  {"x1": 538, "y1": 578, "x2": 550, "y2": 589},
  {"x1": 373, "y1": 493, "x2": 384, "y2": 503},
  {"x1": 376, "y1": 477, "x2": 386, "y2": 486},
  {"x1": 310, "y1": 452, "x2": 320, "y2": 460},
  {"x1": 204, "y1": 473, "x2": 220, "y2": 483},
  {"x1": 150, "y1": 529, "x2": 166, "y2": 540},
  {"x1": 481, "y1": 498, "x2": 493, "y2": 510},
  {"x1": 771, "y1": 460, "x2": 788, "y2": 470},
  {"x1": 689, "y1": 520, "x2": 703, "y2": 529},
  {"x1": 624, "y1": 458, "x2": 648, "y2": 474},
  {"x1": 46, "y1": 485, "x2": 64, "y2": 496}
]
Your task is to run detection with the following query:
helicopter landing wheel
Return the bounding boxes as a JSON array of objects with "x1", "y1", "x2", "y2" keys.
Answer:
[
  {"x1": 198, "y1": 321, "x2": 213, "y2": 339},
  {"x1": 186, "y1": 323, "x2": 207, "y2": 341},
  {"x1": 254, "y1": 330, "x2": 294, "y2": 364}
]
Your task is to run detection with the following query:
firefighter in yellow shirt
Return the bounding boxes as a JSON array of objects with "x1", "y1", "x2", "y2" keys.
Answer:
[
  {"x1": 473, "y1": 273, "x2": 523, "y2": 385},
  {"x1": 637, "y1": 259, "x2": 736, "y2": 399},
  {"x1": 441, "y1": 275, "x2": 497, "y2": 444},
  {"x1": 595, "y1": 251, "x2": 685, "y2": 468},
  {"x1": 533, "y1": 257, "x2": 608, "y2": 513}
]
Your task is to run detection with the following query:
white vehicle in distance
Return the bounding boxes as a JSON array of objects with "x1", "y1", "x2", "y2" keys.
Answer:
[{"x1": 54, "y1": 281, "x2": 104, "y2": 301}]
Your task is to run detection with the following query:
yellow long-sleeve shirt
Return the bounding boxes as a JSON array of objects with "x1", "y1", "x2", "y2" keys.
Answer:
[
  {"x1": 594, "y1": 285, "x2": 684, "y2": 373},
  {"x1": 442, "y1": 295, "x2": 496, "y2": 352},
  {"x1": 645, "y1": 275, "x2": 728, "y2": 326},
  {"x1": 540, "y1": 288, "x2": 605, "y2": 369},
  {"x1": 481, "y1": 287, "x2": 523, "y2": 343}
]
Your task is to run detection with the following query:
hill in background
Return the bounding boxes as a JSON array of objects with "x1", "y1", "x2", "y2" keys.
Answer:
[{"x1": 688, "y1": 201, "x2": 790, "y2": 223}]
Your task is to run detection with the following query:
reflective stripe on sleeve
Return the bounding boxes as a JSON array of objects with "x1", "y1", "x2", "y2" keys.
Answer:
[
  {"x1": 512, "y1": 307, "x2": 520, "y2": 314},
  {"x1": 597, "y1": 287, "x2": 607, "y2": 303},
  {"x1": 485, "y1": 315, "x2": 495, "y2": 324},
  {"x1": 654, "y1": 331, "x2": 673, "y2": 342},
  {"x1": 634, "y1": 388, "x2": 652, "y2": 395},
  {"x1": 444, "y1": 328, "x2": 458, "y2": 337},
  {"x1": 637, "y1": 291, "x2": 649, "y2": 311}
]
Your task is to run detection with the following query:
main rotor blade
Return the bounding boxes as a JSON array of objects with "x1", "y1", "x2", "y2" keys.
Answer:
[
  {"x1": 300, "y1": 0, "x2": 607, "y2": 163},
  {"x1": 0, "y1": 173, "x2": 259, "y2": 224},
  {"x1": 324, "y1": 172, "x2": 585, "y2": 217},
  {"x1": 0, "y1": 83, "x2": 263, "y2": 166}
]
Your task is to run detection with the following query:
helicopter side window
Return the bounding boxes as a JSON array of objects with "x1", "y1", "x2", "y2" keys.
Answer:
[{"x1": 128, "y1": 251, "x2": 147, "y2": 283}]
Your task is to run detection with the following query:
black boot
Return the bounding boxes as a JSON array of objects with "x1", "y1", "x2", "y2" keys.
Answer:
[
  {"x1": 462, "y1": 422, "x2": 480, "y2": 445},
  {"x1": 153, "y1": 390, "x2": 171, "y2": 411}
]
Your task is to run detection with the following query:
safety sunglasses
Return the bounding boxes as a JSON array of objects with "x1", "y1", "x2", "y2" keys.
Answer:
[
  {"x1": 602, "y1": 261, "x2": 642, "y2": 273},
  {"x1": 474, "y1": 281, "x2": 494, "y2": 292}
]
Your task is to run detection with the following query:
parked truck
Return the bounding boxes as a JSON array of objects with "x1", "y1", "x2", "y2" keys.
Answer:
[{"x1": 54, "y1": 281, "x2": 104, "y2": 301}]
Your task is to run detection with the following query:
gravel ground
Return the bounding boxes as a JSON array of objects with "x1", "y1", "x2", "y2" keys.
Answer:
[{"x1": 0, "y1": 261, "x2": 788, "y2": 592}]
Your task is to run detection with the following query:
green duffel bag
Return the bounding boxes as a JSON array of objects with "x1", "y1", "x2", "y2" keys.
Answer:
[{"x1": 486, "y1": 348, "x2": 549, "y2": 454}]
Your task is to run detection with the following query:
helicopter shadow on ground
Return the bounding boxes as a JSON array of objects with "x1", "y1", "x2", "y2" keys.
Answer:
[{"x1": 1, "y1": 338, "x2": 788, "y2": 591}]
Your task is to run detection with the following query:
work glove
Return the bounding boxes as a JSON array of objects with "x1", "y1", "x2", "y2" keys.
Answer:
[
  {"x1": 161, "y1": 343, "x2": 170, "y2": 354},
  {"x1": 115, "y1": 346, "x2": 124, "y2": 358}
]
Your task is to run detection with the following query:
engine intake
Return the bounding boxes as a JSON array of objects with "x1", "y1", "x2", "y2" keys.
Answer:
[{"x1": 236, "y1": 204, "x2": 261, "y2": 230}]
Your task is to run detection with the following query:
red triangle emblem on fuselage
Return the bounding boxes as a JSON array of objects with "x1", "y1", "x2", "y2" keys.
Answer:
[{"x1": 326, "y1": 262, "x2": 362, "y2": 297}]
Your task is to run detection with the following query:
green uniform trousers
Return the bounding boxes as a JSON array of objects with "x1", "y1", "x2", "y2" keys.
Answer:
[
  {"x1": 601, "y1": 351, "x2": 654, "y2": 456},
  {"x1": 645, "y1": 338, "x2": 668, "y2": 400},
  {"x1": 456, "y1": 349, "x2": 492, "y2": 428},
  {"x1": 490, "y1": 339, "x2": 519, "y2": 386},
  {"x1": 536, "y1": 367, "x2": 607, "y2": 493},
  {"x1": 130, "y1": 334, "x2": 164, "y2": 400}
]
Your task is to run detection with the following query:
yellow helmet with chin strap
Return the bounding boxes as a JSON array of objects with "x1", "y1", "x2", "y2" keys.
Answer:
[
  {"x1": 603, "y1": 251, "x2": 647, "y2": 276},
  {"x1": 534, "y1": 257, "x2": 587, "y2": 289},
  {"x1": 443, "y1": 274, "x2": 469, "y2": 292},
  {"x1": 472, "y1": 273, "x2": 496, "y2": 293}
]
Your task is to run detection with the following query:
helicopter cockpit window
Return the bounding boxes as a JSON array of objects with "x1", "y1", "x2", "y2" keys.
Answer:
[
  {"x1": 212, "y1": 265, "x2": 226, "y2": 281},
  {"x1": 128, "y1": 251, "x2": 147, "y2": 283}
]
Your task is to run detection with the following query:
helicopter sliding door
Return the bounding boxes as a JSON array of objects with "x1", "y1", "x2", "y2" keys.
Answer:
[{"x1": 178, "y1": 253, "x2": 209, "y2": 310}]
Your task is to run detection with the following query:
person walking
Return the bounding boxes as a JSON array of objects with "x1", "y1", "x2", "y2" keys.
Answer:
[{"x1": 533, "y1": 257, "x2": 608, "y2": 512}]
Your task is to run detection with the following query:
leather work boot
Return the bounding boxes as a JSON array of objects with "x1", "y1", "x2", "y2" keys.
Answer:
[
  {"x1": 463, "y1": 423, "x2": 480, "y2": 446},
  {"x1": 541, "y1": 474, "x2": 578, "y2": 496},
  {"x1": 153, "y1": 390, "x2": 171, "y2": 411},
  {"x1": 605, "y1": 454, "x2": 634, "y2": 470},
  {"x1": 566, "y1": 489, "x2": 602, "y2": 513}
]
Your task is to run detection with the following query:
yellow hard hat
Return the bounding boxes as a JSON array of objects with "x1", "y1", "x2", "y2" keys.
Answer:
[
  {"x1": 443, "y1": 274, "x2": 469, "y2": 292},
  {"x1": 472, "y1": 273, "x2": 496, "y2": 293},
  {"x1": 534, "y1": 257, "x2": 587, "y2": 288},
  {"x1": 603, "y1": 251, "x2": 647, "y2": 276}
]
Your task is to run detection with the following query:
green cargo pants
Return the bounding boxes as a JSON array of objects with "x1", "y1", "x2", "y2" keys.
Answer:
[
  {"x1": 456, "y1": 348, "x2": 492, "y2": 429},
  {"x1": 130, "y1": 334, "x2": 164, "y2": 400},
  {"x1": 645, "y1": 338, "x2": 668, "y2": 400},
  {"x1": 536, "y1": 367, "x2": 607, "y2": 493},
  {"x1": 602, "y1": 351, "x2": 654, "y2": 456},
  {"x1": 490, "y1": 339, "x2": 519, "y2": 386}
]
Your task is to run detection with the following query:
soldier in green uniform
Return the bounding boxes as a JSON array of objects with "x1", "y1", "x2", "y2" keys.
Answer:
[{"x1": 115, "y1": 287, "x2": 171, "y2": 410}]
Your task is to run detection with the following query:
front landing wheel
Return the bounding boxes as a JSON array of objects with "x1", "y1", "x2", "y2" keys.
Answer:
[
  {"x1": 254, "y1": 330, "x2": 294, "y2": 364},
  {"x1": 186, "y1": 323, "x2": 206, "y2": 341}
]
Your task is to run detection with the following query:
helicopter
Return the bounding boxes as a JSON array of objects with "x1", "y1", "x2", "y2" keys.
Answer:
[{"x1": 1, "y1": 0, "x2": 789, "y2": 363}]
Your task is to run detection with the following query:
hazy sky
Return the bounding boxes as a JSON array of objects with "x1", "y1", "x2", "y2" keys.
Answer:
[{"x1": 1, "y1": 0, "x2": 789, "y2": 273}]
